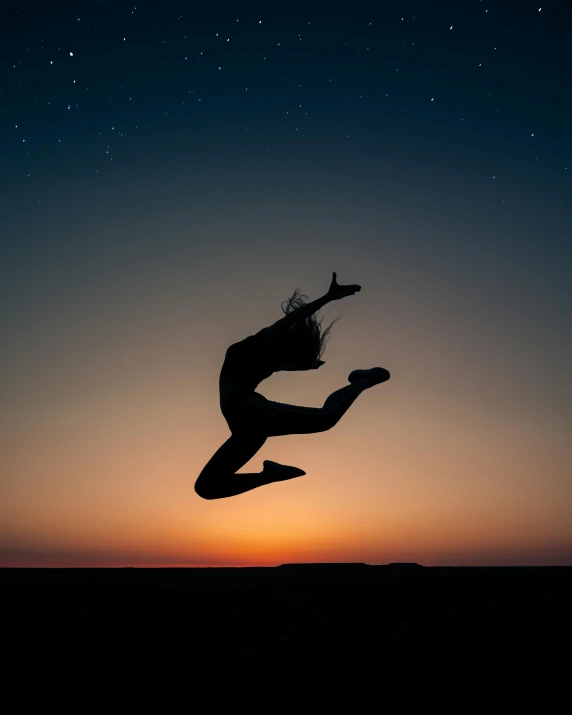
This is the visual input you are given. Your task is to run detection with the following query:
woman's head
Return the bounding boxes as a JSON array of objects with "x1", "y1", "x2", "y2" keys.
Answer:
[{"x1": 275, "y1": 288, "x2": 341, "y2": 371}]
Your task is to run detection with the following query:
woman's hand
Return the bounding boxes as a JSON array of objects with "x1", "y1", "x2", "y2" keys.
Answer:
[{"x1": 327, "y1": 272, "x2": 361, "y2": 301}]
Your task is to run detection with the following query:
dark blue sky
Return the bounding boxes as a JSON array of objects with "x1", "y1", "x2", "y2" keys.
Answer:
[{"x1": 2, "y1": 1, "x2": 570, "y2": 188}]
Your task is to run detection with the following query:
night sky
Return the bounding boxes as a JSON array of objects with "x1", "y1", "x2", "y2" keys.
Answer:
[{"x1": 1, "y1": 1, "x2": 571, "y2": 567}]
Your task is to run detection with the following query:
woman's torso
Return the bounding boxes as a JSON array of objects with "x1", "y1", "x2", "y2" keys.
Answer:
[{"x1": 219, "y1": 330, "x2": 277, "y2": 410}]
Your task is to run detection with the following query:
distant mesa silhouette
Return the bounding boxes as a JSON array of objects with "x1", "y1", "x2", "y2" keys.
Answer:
[{"x1": 278, "y1": 562, "x2": 425, "y2": 570}]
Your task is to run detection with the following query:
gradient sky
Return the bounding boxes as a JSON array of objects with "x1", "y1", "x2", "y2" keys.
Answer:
[{"x1": 1, "y1": 0, "x2": 571, "y2": 567}]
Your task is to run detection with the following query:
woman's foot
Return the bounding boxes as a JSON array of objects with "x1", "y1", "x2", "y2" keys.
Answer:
[
  {"x1": 263, "y1": 460, "x2": 306, "y2": 482},
  {"x1": 348, "y1": 367, "x2": 390, "y2": 387}
]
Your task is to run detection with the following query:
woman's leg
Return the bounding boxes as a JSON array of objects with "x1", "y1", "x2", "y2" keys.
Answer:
[
  {"x1": 242, "y1": 380, "x2": 369, "y2": 438},
  {"x1": 196, "y1": 378, "x2": 372, "y2": 499},
  {"x1": 195, "y1": 431, "x2": 305, "y2": 500},
  {"x1": 194, "y1": 432, "x2": 268, "y2": 500}
]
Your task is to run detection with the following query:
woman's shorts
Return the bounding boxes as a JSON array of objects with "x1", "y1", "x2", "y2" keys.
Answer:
[{"x1": 221, "y1": 391, "x2": 269, "y2": 435}]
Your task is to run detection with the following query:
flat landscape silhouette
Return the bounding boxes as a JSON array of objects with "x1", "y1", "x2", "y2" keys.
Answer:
[{"x1": 2, "y1": 564, "x2": 570, "y2": 678}]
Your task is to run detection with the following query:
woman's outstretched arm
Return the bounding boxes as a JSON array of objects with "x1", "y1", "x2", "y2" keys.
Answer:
[
  {"x1": 265, "y1": 272, "x2": 361, "y2": 336},
  {"x1": 285, "y1": 292, "x2": 332, "y2": 324},
  {"x1": 263, "y1": 293, "x2": 331, "y2": 340}
]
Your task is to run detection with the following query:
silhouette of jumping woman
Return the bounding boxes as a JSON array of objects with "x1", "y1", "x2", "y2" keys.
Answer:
[{"x1": 194, "y1": 272, "x2": 390, "y2": 500}]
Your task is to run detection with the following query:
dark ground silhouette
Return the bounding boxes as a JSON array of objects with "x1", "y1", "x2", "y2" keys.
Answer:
[{"x1": 2, "y1": 564, "x2": 570, "y2": 677}]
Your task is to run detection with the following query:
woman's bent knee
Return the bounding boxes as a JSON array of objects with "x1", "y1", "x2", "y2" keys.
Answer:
[{"x1": 194, "y1": 477, "x2": 219, "y2": 500}]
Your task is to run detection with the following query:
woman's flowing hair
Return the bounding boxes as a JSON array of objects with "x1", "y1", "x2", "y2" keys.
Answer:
[{"x1": 279, "y1": 288, "x2": 342, "y2": 365}]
